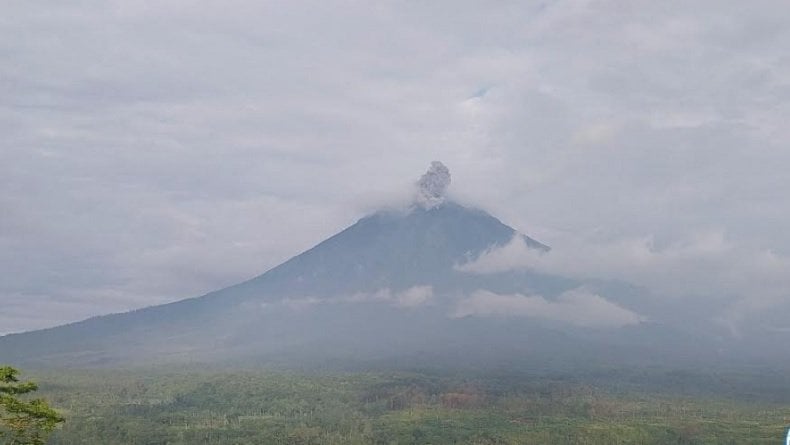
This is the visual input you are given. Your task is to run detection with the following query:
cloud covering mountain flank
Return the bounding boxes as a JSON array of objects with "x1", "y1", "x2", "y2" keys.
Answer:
[
  {"x1": 452, "y1": 288, "x2": 643, "y2": 328},
  {"x1": 459, "y1": 232, "x2": 790, "y2": 332},
  {"x1": 283, "y1": 286, "x2": 435, "y2": 309}
]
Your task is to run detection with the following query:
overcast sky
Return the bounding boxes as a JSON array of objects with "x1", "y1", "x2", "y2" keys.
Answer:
[{"x1": 2, "y1": 0, "x2": 790, "y2": 334}]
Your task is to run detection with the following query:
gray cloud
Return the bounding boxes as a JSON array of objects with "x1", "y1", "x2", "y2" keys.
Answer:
[
  {"x1": 416, "y1": 161, "x2": 451, "y2": 209},
  {"x1": 276, "y1": 286, "x2": 434, "y2": 312},
  {"x1": 452, "y1": 288, "x2": 643, "y2": 328},
  {"x1": 459, "y1": 232, "x2": 790, "y2": 333},
  {"x1": 2, "y1": 0, "x2": 790, "y2": 333},
  {"x1": 344, "y1": 286, "x2": 434, "y2": 309}
]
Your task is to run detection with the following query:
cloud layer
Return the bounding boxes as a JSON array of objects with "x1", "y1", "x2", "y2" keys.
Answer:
[
  {"x1": 459, "y1": 232, "x2": 790, "y2": 332},
  {"x1": 2, "y1": 0, "x2": 790, "y2": 333},
  {"x1": 276, "y1": 286, "x2": 434, "y2": 312},
  {"x1": 452, "y1": 288, "x2": 643, "y2": 328}
]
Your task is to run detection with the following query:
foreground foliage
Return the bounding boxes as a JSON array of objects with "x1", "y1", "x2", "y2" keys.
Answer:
[
  {"x1": 26, "y1": 367, "x2": 790, "y2": 444},
  {"x1": 0, "y1": 366, "x2": 64, "y2": 445}
]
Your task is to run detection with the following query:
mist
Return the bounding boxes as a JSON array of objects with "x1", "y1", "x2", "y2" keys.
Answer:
[{"x1": 4, "y1": 1, "x2": 790, "y2": 340}]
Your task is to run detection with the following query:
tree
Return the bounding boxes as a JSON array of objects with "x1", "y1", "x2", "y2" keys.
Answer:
[{"x1": 0, "y1": 366, "x2": 64, "y2": 445}]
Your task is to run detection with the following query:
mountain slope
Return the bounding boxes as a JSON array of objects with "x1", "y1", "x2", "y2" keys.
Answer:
[
  {"x1": 0, "y1": 195, "x2": 723, "y2": 369},
  {"x1": 227, "y1": 202, "x2": 548, "y2": 299},
  {"x1": 0, "y1": 201, "x2": 567, "y2": 366}
]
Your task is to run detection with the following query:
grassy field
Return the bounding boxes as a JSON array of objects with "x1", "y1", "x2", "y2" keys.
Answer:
[{"x1": 21, "y1": 367, "x2": 790, "y2": 444}]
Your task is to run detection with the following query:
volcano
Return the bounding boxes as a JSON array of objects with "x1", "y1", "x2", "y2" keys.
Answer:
[{"x1": 0, "y1": 163, "x2": 715, "y2": 369}]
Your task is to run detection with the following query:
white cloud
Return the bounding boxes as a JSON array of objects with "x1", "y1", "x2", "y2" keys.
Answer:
[
  {"x1": 282, "y1": 297, "x2": 323, "y2": 311},
  {"x1": 452, "y1": 288, "x2": 643, "y2": 328},
  {"x1": 394, "y1": 286, "x2": 434, "y2": 308},
  {"x1": 276, "y1": 286, "x2": 434, "y2": 311},
  {"x1": 459, "y1": 232, "x2": 790, "y2": 329},
  {"x1": 2, "y1": 0, "x2": 790, "y2": 332},
  {"x1": 347, "y1": 286, "x2": 434, "y2": 309}
]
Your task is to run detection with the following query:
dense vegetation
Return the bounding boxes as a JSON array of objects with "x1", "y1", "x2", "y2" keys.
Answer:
[
  {"x1": 0, "y1": 366, "x2": 64, "y2": 445},
  {"x1": 23, "y1": 366, "x2": 790, "y2": 444}
]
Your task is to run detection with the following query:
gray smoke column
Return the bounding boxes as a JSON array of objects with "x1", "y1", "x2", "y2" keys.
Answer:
[{"x1": 416, "y1": 161, "x2": 451, "y2": 209}]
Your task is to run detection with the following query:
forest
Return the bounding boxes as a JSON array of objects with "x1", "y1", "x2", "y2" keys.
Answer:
[{"x1": 15, "y1": 365, "x2": 790, "y2": 444}]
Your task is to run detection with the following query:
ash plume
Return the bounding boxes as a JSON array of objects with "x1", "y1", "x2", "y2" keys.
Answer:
[{"x1": 416, "y1": 161, "x2": 451, "y2": 209}]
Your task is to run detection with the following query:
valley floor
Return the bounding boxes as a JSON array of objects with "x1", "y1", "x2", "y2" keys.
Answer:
[{"x1": 26, "y1": 367, "x2": 790, "y2": 444}]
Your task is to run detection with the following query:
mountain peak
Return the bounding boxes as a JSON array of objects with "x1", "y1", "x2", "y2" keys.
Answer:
[
  {"x1": 233, "y1": 199, "x2": 549, "y2": 300},
  {"x1": 0, "y1": 173, "x2": 553, "y2": 367}
]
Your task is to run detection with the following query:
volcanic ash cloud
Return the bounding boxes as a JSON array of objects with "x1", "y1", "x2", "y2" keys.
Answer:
[{"x1": 416, "y1": 161, "x2": 451, "y2": 209}]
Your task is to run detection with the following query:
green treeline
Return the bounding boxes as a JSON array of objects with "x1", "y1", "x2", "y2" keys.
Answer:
[
  {"x1": 25, "y1": 368, "x2": 790, "y2": 444},
  {"x1": 1, "y1": 366, "x2": 64, "y2": 445}
]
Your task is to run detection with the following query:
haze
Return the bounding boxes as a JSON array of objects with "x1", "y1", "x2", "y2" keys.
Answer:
[{"x1": 2, "y1": 0, "x2": 790, "y2": 339}]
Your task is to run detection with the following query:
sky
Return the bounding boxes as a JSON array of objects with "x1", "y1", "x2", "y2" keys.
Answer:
[{"x1": 2, "y1": 0, "x2": 790, "y2": 334}]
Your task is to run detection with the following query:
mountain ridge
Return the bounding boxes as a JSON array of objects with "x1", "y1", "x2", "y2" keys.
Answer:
[
  {"x1": 0, "y1": 200, "x2": 566, "y2": 367},
  {"x1": 0, "y1": 164, "x2": 732, "y2": 369}
]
